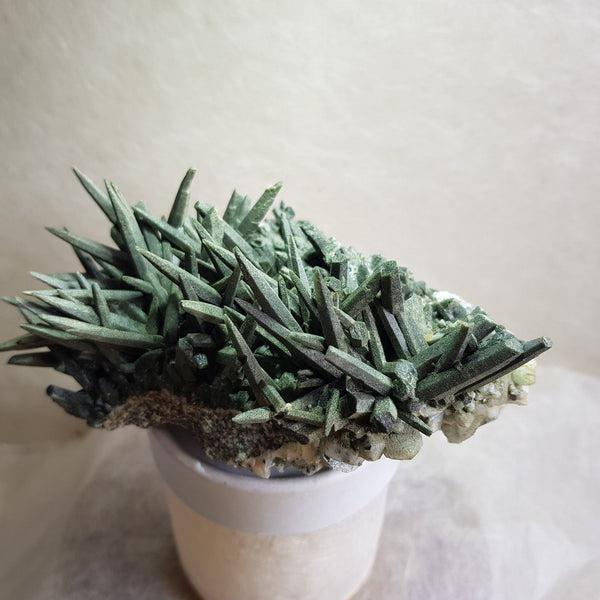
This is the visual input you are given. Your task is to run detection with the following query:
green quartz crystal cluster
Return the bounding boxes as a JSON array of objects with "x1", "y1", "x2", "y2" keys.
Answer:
[{"x1": 2, "y1": 169, "x2": 551, "y2": 475}]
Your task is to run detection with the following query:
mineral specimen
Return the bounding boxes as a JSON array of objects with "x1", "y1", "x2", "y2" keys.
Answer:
[{"x1": 1, "y1": 169, "x2": 552, "y2": 476}]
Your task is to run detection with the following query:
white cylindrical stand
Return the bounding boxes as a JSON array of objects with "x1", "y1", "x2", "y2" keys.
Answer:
[{"x1": 149, "y1": 427, "x2": 399, "y2": 600}]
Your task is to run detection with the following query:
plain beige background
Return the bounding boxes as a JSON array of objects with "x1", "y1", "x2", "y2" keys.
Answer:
[{"x1": 1, "y1": 1, "x2": 599, "y2": 441}]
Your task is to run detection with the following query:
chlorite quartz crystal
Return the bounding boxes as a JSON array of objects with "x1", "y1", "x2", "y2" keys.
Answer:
[{"x1": 2, "y1": 169, "x2": 551, "y2": 476}]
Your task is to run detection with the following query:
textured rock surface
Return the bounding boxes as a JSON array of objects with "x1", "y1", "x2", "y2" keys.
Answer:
[{"x1": 1, "y1": 173, "x2": 550, "y2": 474}]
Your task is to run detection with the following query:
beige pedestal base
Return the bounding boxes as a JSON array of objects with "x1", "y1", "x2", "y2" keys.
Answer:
[{"x1": 167, "y1": 487, "x2": 388, "y2": 600}]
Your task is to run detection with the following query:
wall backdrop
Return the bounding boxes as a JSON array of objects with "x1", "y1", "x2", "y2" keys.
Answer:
[{"x1": 1, "y1": 1, "x2": 598, "y2": 440}]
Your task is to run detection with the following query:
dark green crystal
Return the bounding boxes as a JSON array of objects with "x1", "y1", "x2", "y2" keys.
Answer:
[{"x1": 1, "y1": 168, "x2": 552, "y2": 473}]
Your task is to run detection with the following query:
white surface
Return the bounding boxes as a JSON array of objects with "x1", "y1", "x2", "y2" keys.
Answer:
[
  {"x1": 1, "y1": 366, "x2": 599, "y2": 599},
  {"x1": 149, "y1": 426, "x2": 399, "y2": 534}
]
